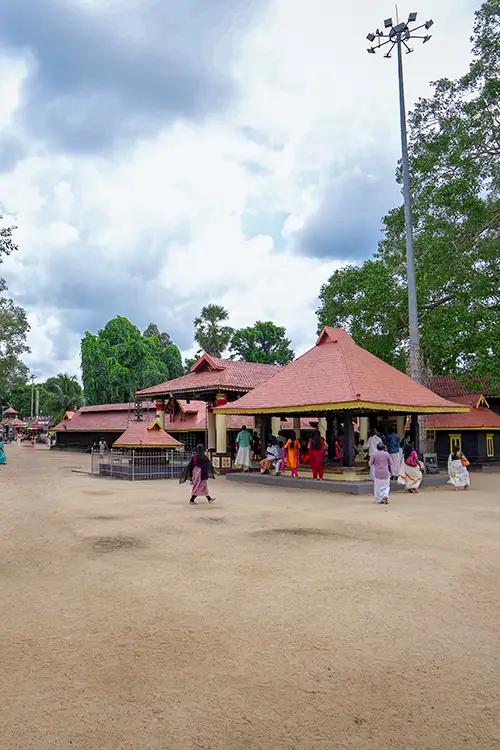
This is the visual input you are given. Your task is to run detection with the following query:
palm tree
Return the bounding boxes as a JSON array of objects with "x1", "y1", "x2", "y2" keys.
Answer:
[
  {"x1": 193, "y1": 304, "x2": 233, "y2": 358},
  {"x1": 44, "y1": 373, "x2": 83, "y2": 424}
]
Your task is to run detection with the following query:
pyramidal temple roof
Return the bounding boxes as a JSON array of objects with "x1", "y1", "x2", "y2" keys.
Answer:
[
  {"x1": 136, "y1": 353, "x2": 278, "y2": 397},
  {"x1": 113, "y1": 420, "x2": 183, "y2": 449},
  {"x1": 216, "y1": 327, "x2": 470, "y2": 415}
]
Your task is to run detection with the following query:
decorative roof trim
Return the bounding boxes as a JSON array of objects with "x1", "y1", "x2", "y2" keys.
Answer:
[
  {"x1": 432, "y1": 426, "x2": 500, "y2": 431},
  {"x1": 216, "y1": 400, "x2": 471, "y2": 415},
  {"x1": 191, "y1": 353, "x2": 225, "y2": 373}
]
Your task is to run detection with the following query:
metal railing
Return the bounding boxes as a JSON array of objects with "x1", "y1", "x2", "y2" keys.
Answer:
[{"x1": 91, "y1": 448, "x2": 192, "y2": 480}]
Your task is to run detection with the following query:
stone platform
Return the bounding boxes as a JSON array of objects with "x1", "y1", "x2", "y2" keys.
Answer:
[{"x1": 225, "y1": 471, "x2": 449, "y2": 495}]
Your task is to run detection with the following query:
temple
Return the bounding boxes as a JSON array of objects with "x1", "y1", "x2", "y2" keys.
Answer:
[
  {"x1": 136, "y1": 354, "x2": 279, "y2": 470},
  {"x1": 215, "y1": 327, "x2": 469, "y2": 470}
]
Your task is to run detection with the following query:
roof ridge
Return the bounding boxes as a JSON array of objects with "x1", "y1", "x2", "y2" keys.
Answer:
[{"x1": 338, "y1": 335, "x2": 359, "y2": 401}]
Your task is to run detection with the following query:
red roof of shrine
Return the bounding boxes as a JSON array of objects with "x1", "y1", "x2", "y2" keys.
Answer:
[
  {"x1": 136, "y1": 353, "x2": 278, "y2": 397},
  {"x1": 50, "y1": 399, "x2": 318, "y2": 434},
  {"x1": 216, "y1": 327, "x2": 470, "y2": 415},
  {"x1": 424, "y1": 394, "x2": 500, "y2": 430},
  {"x1": 3, "y1": 406, "x2": 18, "y2": 416},
  {"x1": 428, "y1": 375, "x2": 469, "y2": 399},
  {"x1": 113, "y1": 420, "x2": 183, "y2": 448}
]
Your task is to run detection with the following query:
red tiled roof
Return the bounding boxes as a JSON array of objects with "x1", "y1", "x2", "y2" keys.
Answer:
[
  {"x1": 80, "y1": 401, "x2": 155, "y2": 412},
  {"x1": 424, "y1": 400, "x2": 500, "y2": 430},
  {"x1": 113, "y1": 420, "x2": 183, "y2": 448},
  {"x1": 136, "y1": 356, "x2": 279, "y2": 397},
  {"x1": 51, "y1": 399, "x2": 277, "y2": 433},
  {"x1": 216, "y1": 327, "x2": 469, "y2": 415},
  {"x1": 428, "y1": 375, "x2": 469, "y2": 398},
  {"x1": 3, "y1": 406, "x2": 18, "y2": 416}
]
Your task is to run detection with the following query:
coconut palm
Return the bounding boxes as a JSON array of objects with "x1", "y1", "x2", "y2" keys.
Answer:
[{"x1": 44, "y1": 373, "x2": 83, "y2": 424}]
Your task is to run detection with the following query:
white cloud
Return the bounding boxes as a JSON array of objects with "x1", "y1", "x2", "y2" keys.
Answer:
[{"x1": 0, "y1": 0, "x2": 479, "y2": 378}]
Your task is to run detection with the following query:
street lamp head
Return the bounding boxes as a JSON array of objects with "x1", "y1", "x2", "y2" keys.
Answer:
[
  {"x1": 425, "y1": 19, "x2": 434, "y2": 29},
  {"x1": 367, "y1": 47, "x2": 376, "y2": 53},
  {"x1": 423, "y1": 34, "x2": 432, "y2": 43},
  {"x1": 366, "y1": 32, "x2": 376, "y2": 42},
  {"x1": 408, "y1": 12, "x2": 417, "y2": 22},
  {"x1": 384, "y1": 17, "x2": 393, "y2": 28}
]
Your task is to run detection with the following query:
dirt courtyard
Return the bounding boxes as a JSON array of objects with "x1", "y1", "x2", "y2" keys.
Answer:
[{"x1": 1, "y1": 445, "x2": 499, "y2": 750}]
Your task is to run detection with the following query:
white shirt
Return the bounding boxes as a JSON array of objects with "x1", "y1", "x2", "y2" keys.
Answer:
[{"x1": 367, "y1": 434, "x2": 381, "y2": 457}]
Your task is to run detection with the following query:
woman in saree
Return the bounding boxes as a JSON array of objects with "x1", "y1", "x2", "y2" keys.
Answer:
[
  {"x1": 284, "y1": 431, "x2": 301, "y2": 478},
  {"x1": 308, "y1": 430, "x2": 327, "y2": 480},
  {"x1": 399, "y1": 443, "x2": 423, "y2": 493},
  {"x1": 181, "y1": 444, "x2": 215, "y2": 504},
  {"x1": 447, "y1": 448, "x2": 470, "y2": 490}
]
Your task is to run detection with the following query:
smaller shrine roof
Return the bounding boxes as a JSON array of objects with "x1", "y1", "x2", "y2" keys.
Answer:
[
  {"x1": 3, "y1": 406, "x2": 18, "y2": 416},
  {"x1": 136, "y1": 354, "x2": 278, "y2": 398},
  {"x1": 113, "y1": 420, "x2": 183, "y2": 448},
  {"x1": 424, "y1": 394, "x2": 500, "y2": 430}
]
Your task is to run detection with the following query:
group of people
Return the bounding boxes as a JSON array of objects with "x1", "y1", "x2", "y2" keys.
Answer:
[
  {"x1": 367, "y1": 427, "x2": 471, "y2": 504},
  {"x1": 182, "y1": 423, "x2": 472, "y2": 505},
  {"x1": 259, "y1": 429, "x2": 327, "y2": 480}
]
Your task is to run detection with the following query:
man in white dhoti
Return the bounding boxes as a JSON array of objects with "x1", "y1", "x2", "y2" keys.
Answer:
[{"x1": 235, "y1": 425, "x2": 252, "y2": 471}]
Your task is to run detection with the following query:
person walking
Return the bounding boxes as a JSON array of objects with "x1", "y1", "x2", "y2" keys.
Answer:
[
  {"x1": 367, "y1": 428, "x2": 380, "y2": 478},
  {"x1": 0, "y1": 437, "x2": 7, "y2": 466},
  {"x1": 284, "y1": 431, "x2": 301, "y2": 478},
  {"x1": 447, "y1": 448, "x2": 470, "y2": 490},
  {"x1": 98, "y1": 439, "x2": 108, "y2": 458},
  {"x1": 181, "y1": 444, "x2": 215, "y2": 504},
  {"x1": 370, "y1": 442, "x2": 391, "y2": 504},
  {"x1": 399, "y1": 443, "x2": 423, "y2": 493},
  {"x1": 235, "y1": 425, "x2": 252, "y2": 471},
  {"x1": 385, "y1": 427, "x2": 402, "y2": 478},
  {"x1": 308, "y1": 429, "x2": 327, "y2": 480}
]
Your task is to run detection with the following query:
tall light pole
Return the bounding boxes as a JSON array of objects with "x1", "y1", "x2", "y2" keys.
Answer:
[{"x1": 366, "y1": 12, "x2": 433, "y2": 382}]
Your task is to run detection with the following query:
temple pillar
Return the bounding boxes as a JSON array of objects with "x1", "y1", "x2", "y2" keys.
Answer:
[
  {"x1": 326, "y1": 413, "x2": 334, "y2": 459},
  {"x1": 207, "y1": 407, "x2": 216, "y2": 450},
  {"x1": 396, "y1": 415, "x2": 405, "y2": 437},
  {"x1": 271, "y1": 416, "x2": 281, "y2": 438},
  {"x1": 359, "y1": 416, "x2": 369, "y2": 444},
  {"x1": 343, "y1": 411, "x2": 355, "y2": 467},
  {"x1": 260, "y1": 415, "x2": 270, "y2": 456},
  {"x1": 216, "y1": 414, "x2": 228, "y2": 454},
  {"x1": 215, "y1": 392, "x2": 228, "y2": 454},
  {"x1": 155, "y1": 400, "x2": 166, "y2": 430},
  {"x1": 293, "y1": 417, "x2": 301, "y2": 439},
  {"x1": 318, "y1": 417, "x2": 327, "y2": 439}
]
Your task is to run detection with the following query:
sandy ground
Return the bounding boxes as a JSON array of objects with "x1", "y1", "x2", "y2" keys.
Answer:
[{"x1": 1, "y1": 445, "x2": 499, "y2": 750}]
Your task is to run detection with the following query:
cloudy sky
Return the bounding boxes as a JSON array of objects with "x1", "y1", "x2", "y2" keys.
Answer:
[{"x1": 0, "y1": 0, "x2": 479, "y2": 379}]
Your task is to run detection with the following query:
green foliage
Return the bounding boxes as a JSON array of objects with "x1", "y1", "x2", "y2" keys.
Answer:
[
  {"x1": 81, "y1": 316, "x2": 183, "y2": 404},
  {"x1": 44, "y1": 374, "x2": 83, "y2": 424},
  {"x1": 317, "y1": 1, "x2": 500, "y2": 382},
  {"x1": 230, "y1": 321, "x2": 295, "y2": 365},
  {"x1": 0, "y1": 217, "x2": 30, "y2": 405},
  {"x1": 184, "y1": 357, "x2": 197, "y2": 374},
  {"x1": 194, "y1": 304, "x2": 233, "y2": 358},
  {"x1": 8, "y1": 383, "x2": 48, "y2": 418}
]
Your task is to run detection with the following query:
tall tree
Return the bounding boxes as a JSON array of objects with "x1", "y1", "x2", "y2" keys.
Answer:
[
  {"x1": 230, "y1": 321, "x2": 295, "y2": 365},
  {"x1": 44, "y1": 374, "x2": 83, "y2": 424},
  {"x1": 317, "y1": 1, "x2": 500, "y2": 382},
  {"x1": 81, "y1": 316, "x2": 183, "y2": 404},
  {"x1": 193, "y1": 304, "x2": 233, "y2": 358},
  {"x1": 0, "y1": 217, "x2": 30, "y2": 405},
  {"x1": 8, "y1": 382, "x2": 49, "y2": 417}
]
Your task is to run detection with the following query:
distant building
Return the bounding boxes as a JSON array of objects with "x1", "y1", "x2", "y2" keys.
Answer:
[{"x1": 423, "y1": 394, "x2": 500, "y2": 465}]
